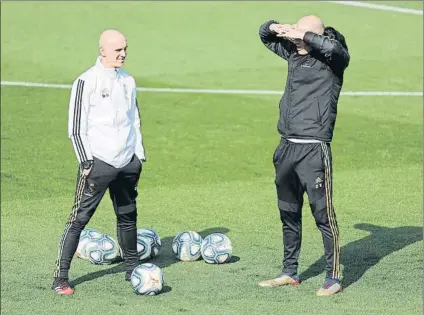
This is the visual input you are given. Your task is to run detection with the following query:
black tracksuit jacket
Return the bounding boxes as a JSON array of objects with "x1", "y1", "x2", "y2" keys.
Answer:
[{"x1": 259, "y1": 20, "x2": 350, "y2": 142}]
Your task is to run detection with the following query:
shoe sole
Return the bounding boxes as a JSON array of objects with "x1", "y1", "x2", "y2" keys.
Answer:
[
  {"x1": 258, "y1": 280, "x2": 300, "y2": 287},
  {"x1": 316, "y1": 288, "x2": 343, "y2": 296},
  {"x1": 52, "y1": 287, "x2": 74, "y2": 295}
]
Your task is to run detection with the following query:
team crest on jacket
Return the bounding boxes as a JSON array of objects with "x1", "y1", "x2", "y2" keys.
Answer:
[{"x1": 101, "y1": 88, "x2": 110, "y2": 99}]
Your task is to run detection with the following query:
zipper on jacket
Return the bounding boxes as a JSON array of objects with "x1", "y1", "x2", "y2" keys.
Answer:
[
  {"x1": 316, "y1": 97, "x2": 323, "y2": 126},
  {"x1": 284, "y1": 61, "x2": 292, "y2": 131}
]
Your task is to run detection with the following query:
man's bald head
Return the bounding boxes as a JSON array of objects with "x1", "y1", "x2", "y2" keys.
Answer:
[
  {"x1": 290, "y1": 15, "x2": 325, "y2": 55},
  {"x1": 98, "y1": 29, "x2": 128, "y2": 68},
  {"x1": 99, "y1": 29, "x2": 126, "y2": 48},
  {"x1": 296, "y1": 15, "x2": 324, "y2": 35}
]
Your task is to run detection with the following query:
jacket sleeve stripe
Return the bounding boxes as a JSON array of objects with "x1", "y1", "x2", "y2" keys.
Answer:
[{"x1": 71, "y1": 79, "x2": 88, "y2": 162}]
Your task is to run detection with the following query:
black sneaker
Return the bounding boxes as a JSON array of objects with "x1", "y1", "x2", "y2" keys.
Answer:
[{"x1": 51, "y1": 277, "x2": 74, "y2": 295}]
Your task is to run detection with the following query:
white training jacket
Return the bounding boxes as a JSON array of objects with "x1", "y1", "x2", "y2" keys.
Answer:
[{"x1": 68, "y1": 56, "x2": 146, "y2": 169}]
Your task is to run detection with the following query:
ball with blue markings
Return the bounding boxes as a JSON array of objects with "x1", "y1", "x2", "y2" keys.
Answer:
[
  {"x1": 137, "y1": 228, "x2": 162, "y2": 261},
  {"x1": 172, "y1": 231, "x2": 203, "y2": 262},
  {"x1": 76, "y1": 228, "x2": 103, "y2": 259},
  {"x1": 131, "y1": 263, "x2": 164, "y2": 296},
  {"x1": 201, "y1": 233, "x2": 233, "y2": 264},
  {"x1": 85, "y1": 234, "x2": 119, "y2": 265}
]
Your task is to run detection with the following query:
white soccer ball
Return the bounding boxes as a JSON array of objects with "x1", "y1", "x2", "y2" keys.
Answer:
[
  {"x1": 76, "y1": 228, "x2": 103, "y2": 259},
  {"x1": 131, "y1": 263, "x2": 164, "y2": 296},
  {"x1": 85, "y1": 234, "x2": 119, "y2": 265},
  {"x1": 172, "y1": 231, "x2": 203, "y2": 262},
  {"x1": 201, "y1": 233, "x2": 233, "y2": 264},
  {"x1": 137, "y1": 228, "x2": 161, "y2": 261}
]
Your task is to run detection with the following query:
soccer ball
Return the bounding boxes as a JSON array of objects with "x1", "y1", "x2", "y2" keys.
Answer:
[
  {"x1": 76, "y1": 228, "x2": 103, "y2": 259},
  {"x1": 172, "y1": 231, "x2": 203, "y2": 262},
  {"x1": 85, "y1": 234, "x2": 119, "y2": 265},
  {"x1": 137, "y1": 228, "x2": 161, "y2": 261},
  {"x1": 131, "y1": 263, "x2": 164, "y2": 296},
  {"x1": 201, "y1": 233, "x2": 232, "y2": 264}
]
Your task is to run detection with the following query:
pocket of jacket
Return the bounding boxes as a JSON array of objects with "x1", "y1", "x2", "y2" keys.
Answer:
[{"x1": 316, "y1": 96, "x2": 331, "y2": 126}]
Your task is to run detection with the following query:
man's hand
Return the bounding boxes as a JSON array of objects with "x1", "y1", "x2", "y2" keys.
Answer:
[
  {"x1": 81, "y1": 160, "x2": 94, "y2": 177},
  {"x1": 82, "y1": 167, "x2": 92, "y2": 177},
  {"x1": 276, "y1": 26, "x2": 306, "y2": 41},
  {"x1": 269, "y1": 23, "x2": 295, "y2": 35}
]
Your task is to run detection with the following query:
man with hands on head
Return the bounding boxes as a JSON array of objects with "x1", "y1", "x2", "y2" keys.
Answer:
[{"x1": 258, "y1": 15, "x2": 350, "y2": 296}]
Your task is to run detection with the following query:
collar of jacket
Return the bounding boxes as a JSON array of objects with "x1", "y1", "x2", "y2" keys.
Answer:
[{"x1": 95, "y1": 56, "x2": 122, "y2": 79}]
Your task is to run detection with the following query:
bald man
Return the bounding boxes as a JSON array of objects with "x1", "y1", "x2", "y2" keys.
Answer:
[
  {"x1": 258, "y1": 16, "x2": 350, "y2": 296},
  {"x1": 51, "y1": 29, "x2": 146, "y2": 295}
]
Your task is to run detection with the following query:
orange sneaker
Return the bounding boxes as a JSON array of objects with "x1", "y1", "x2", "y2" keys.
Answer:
[{"x1": 51, "y1": 278, "x2": 74, "y2": 295}]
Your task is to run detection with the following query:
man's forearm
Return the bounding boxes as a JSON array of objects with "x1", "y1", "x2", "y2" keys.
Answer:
[
  {"x1": 259, "y1": 20, "x2": 280, "y2": 41},
  {"x1": 70, "y1": 134, "x2": 93, "y2": 164},
  {"x1": 303, "y1": 32, "x2": 337, "y2": 55}
]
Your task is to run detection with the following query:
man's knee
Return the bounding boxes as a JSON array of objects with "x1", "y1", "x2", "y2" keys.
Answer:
[
  {"x1": 310, "y1": 195, "x2": 331, "y2": 225},
  {"x1": 278, "y1": 199, "x2": 302, "y2": 221},
  {"x1": 117, "y1": 209, "x2": 137, "y2": 229},
  {"x1": 67, "y1": 209, "x2": 92, "y2": 230}
]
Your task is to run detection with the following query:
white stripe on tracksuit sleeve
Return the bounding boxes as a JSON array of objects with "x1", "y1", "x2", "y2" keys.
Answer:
[{"x1": 68, "y1": 78, "x2": 93, "y2": 163}]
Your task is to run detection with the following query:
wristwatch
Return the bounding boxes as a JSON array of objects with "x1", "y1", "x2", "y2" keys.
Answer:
[{"x1": 81, "y1": 160, "x2": 94, "y2": 170}]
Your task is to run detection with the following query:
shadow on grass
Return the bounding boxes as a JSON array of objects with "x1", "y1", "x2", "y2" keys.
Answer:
[
  {"x1": 70, "y1": 226, "x2": 231, "y2": 288},
  {"x1": 299, "y1": 223, "x2": 423, "y2": 288}
]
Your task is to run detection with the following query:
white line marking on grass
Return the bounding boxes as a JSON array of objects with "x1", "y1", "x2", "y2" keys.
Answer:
[
  {"x1": 1, "y1": 81, "x2": 422, "y2": 97},
  {"x1": 324, "y1": 1, "x2": 423, "y2": 15}
]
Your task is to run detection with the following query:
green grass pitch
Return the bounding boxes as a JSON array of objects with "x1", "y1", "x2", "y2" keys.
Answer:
[{"x1": 1, "y1": 1, "x2": 422, "y2": 315}]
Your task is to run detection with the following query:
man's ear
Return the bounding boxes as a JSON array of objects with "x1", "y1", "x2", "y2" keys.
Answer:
[{"x1": 99, "y1": 46, "x2": 105, "y2": 57}]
